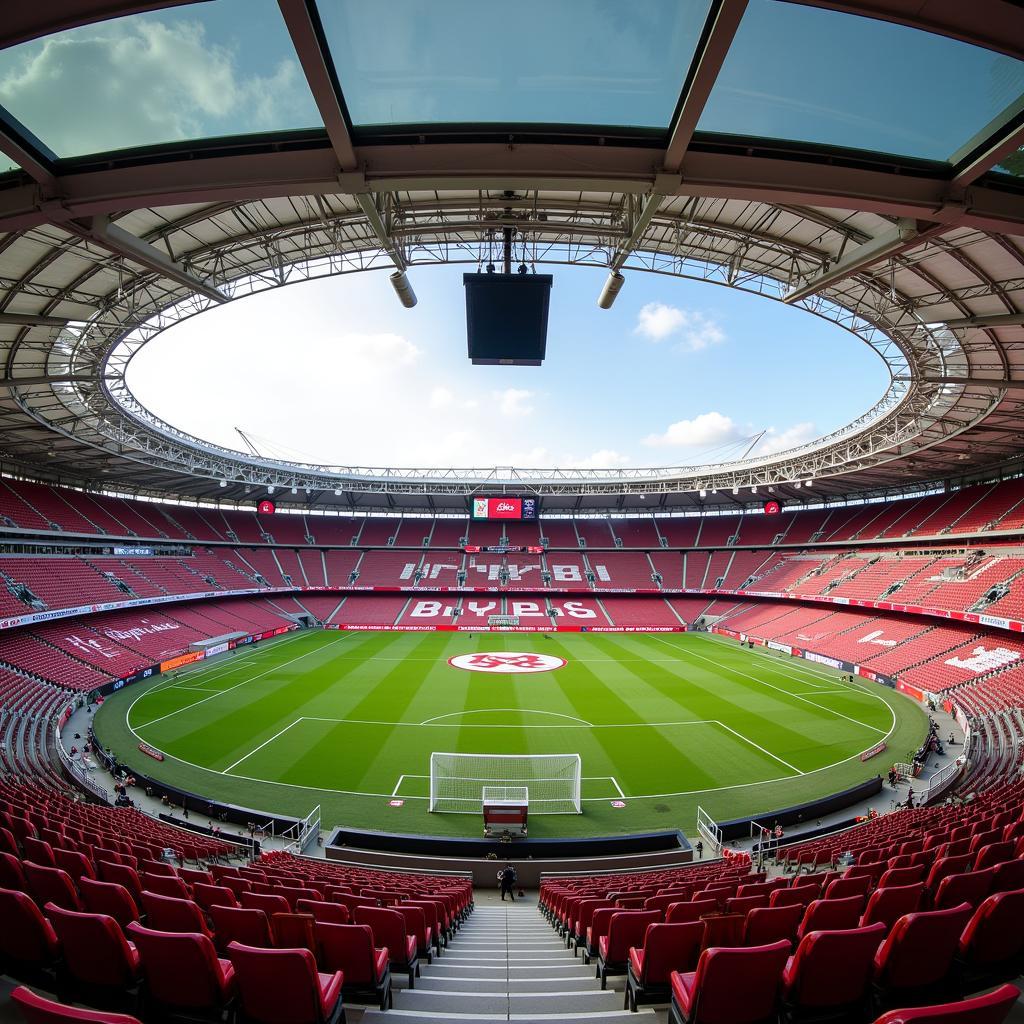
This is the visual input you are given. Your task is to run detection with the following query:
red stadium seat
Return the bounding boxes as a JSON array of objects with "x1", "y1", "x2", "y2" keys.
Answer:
[
  {"x1": 861, "y1": 884, "x2": 925, "y2": 932},
  {"x1": 934, "y1": 870, "x2": 993, "y2": 911},
  {"x1": 743, "y1": 903, "x2": 804, "y2": 947},
  {"x1": 797, "y1": 895, "x2": 865, "y2": 940},
  {"x1": 314, "y1": 921, "x2": 392, "y2": 1011},
  {"x1": 23, "y1": 863, "x2": 82, "y2": 912},
  {"x1": 354, "y1": 905, "x2": 419, "y2": 988},
  {"x1": 11, "y1": 986, "x2": 143, "y2": 1024},
  {"x1": 140, "y1": 892, "x2": 212, "y2": 937},
  {"x1": 208, "y1": 905, "x2": 273, "y2": 953},
  {"x1": 956, "y1": 888, "x2": 1024, "y2": 992},
  {"x1": 227, "y1": 941, "x2": 344, "y2": 1024},
  {"x1": 782, "y1": 922, "x2": 885, "y2": 1019},
  {"x1": 668, "y1": 939, "x2": 790, "y2": 1024},
  {"x1": 872, "y1": 903, "x2": 974, "y2": 1009},
  {"x1": 625, "y1": 921, "x2": 704, "y2": 1012},
  {"x1": 126, "y1": 923, "x2": 236, "y2": 1017},
  {"x1": 79, "y1": 879, "x2": 139, "y2": 931},
  {"x1": 597, "y1": 909, "x2": 660, "y2": 989},
  {"x1": 871, "y1": 983, "x2": 1019, "y2": 1024},
  {"x1": 0, "y1": 887, "x2": 60, "y2": 979}
]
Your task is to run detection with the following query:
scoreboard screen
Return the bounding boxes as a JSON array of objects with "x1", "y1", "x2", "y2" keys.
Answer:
[
  {"x1": 471, "y1": 497, "x2": 538, "y2": 520},
  {"x1": 257, "y1": 500, "x2": 276, "y2": 515}
]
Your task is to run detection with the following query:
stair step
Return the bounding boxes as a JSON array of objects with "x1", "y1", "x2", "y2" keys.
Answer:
[
  {"x1": 360, "y1": 1011, "x2": 655, "y2": 1024},
  {"x1": 416, "y1": 976, "x2": 598, "y2": 994},
  {"x1": 393, "y1": 990, "x2": 624, "y2": 1014},
  {"x1": 427, "y1": 964, "x2": 595, "y2": 979}
]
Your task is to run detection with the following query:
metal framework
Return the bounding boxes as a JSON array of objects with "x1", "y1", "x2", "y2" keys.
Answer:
[{"x1": 0, "y1": 0, "x2": 1021, "y2": 515}]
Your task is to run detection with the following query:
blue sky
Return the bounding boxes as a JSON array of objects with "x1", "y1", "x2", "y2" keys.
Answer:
[{"x1": 125, "y1": 264, "x2": 889, "y2": 469}]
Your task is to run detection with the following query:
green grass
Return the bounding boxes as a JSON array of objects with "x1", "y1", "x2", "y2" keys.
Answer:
[{"x1": 93, "y1": 629, "x2": 927, "y2": 838}]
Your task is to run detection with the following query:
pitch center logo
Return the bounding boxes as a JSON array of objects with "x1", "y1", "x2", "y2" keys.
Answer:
[{"x1": 448, "y1": 652, "x2": 567, "y2": 674}]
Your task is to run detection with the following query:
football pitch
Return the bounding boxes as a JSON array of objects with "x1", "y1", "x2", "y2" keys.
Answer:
[{"x1": 93, "y1": 629, "x2": 927, "y2": 838}]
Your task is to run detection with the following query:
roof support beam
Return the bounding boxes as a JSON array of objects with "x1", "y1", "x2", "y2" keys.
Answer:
[
  {"x1": 0, "y1": 375, "x2": 95, "y2": 387},
  {"x1": 0, "y1": 122, "x2": 56, "y2": 189},
  {"x1": 84, "y1": 216, "x2": 228, "y2": 303},
  {"x1": 0, "y1": 312, "x2": 69, "y2": 328},
  {"x1": 663, "y1": 0, "x2": 748, "y2": 173},
  {"x1": 354, "y1": 193, "x2": 405, "y2": 271},
  {"x1": 783, "y1": 218, "x2": 921, "y2": 303},
  {"x1": 896, "y1": 375, "x2": 1024, "y2": 390},
  {"x1": 276, "y1": 0, "x2": 358, "y2": 171},
  {"x1": 941, "y1": 311, "x2": 1024, "y2": 329},
  {"x1": 950, "y1": 98, "x2": 1024, "y2": 189},
  {"x1": 608, "y1": 192, "x2": 666, "y2": 272}
]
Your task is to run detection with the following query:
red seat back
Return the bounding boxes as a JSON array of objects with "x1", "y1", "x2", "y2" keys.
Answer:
[
  {"x1": 296, "y1": 898, "x2": 349, "y2": 924},
  {"x1": 45, "y1": 904, "x2": 140, "y2": 988},
  {"x1": 666, "y1": 899, "x2": 717, "y2": 924},
  {"x1": 823, "y1": 875, "x2": 872, "y2": 900},
  {"x1": 127, "y1": 923, "x2": 234, "y2": 1009},
  {"x1": 877, "y1": 865, "x2": 925, "y2": 888},
  {"x1": 241, "y1": 891, "x2": 291, "y2": 918},
  {"x1": 605, "y1": 910, "x2": 660, "y2": 962},
  {"x1": 769, "y1": 885, "x2": 817, "y2": 909},
  {"x1": 783, "y1": 923, "x2": 885, "y2": 1009},
  {"x1": 638, "y1": 921, "x2": 704, "y2": 983},
  {"x1": 798, "y1": 895, "x2": 864, "y2": 939},
  {"x1": 315, "y1": 921, "x2": 382, "y2": 984},
  {"x1": 934, "y1": 869, "x2": 993, "y2": 911},
  {"x1": 354, "y1": 906, "x2": 410, "y2": 961},
  {"x1": 871, "y1": 983, "x2": 1019, "y2": 1024},
  {"x1": 79, "y1": 878, "x2": 139, "y2": 930},
  {"x1": 743, "y1": 903, "x2": 803, "y2": 946},
  {"x1": 208, "y1": 904, "x2": 273, "y2": 953},
  {"x1": 873, "y1": 902, "x2": 974, "y2": 991},
  {"x1": 685, "y1": 939, "x2": 790, "y2": 1024},
  {"x1": 0, "y1": 886, "x2": 59, "y2": 965},
  {"x1": 958, "y1": 888, "x2": 1024, "y2": 967},
  {"x1": 193, "y1": 882, "x2": 238, "y2": 911},
  {"x1": 11, "y1": 986, "x2": 143, "y2": 1024},
  {"x1": 228, "y1": 940, "x2": 339, "y2": 1023},
  {"x1": 861, "y1": 883, "x2": 924, "y2": 932},
  {"x1": 141, "y1": 891, "x2": 211, "y2": 936},
  {"x1": 24, "y1": 862, "x2": 81, "y2": 911},
  {"x1": 271, "y1": 912, "x2": 317, "y2": 952}
]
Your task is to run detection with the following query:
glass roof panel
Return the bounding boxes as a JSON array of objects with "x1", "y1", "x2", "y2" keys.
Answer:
[
  {"x1": 698, "y1": 0, "x2": 1024, "y2": 162},
  {"x1": 0, "y1": 154, "x2": 18, "y2": 174},
  {"x1": 0, "y1": 0, "x2": 323, "y2": 159},
  {"x1": 317, "y1": 0, "x2": 712, "y2": 131},
  {"x1": 994, "y1": 146, "x2": 1024, "y2": 179}
]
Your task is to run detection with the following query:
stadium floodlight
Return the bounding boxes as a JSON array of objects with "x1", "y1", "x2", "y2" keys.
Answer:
[
  {"x1": 389, "y1": 270, "x2": 418, "y2": 308},
  {"x1": 334, "y1": 488, "x2": 341, "y2": 496},
  {"x1": 699, "y1": 489, "x2": 707, "y2": 498},
  {"x1": 429, "y1": 752, "x2": 581, "y2": 814},
  {"x1": 291, "y1": 486, "x2": 298, "y2": 494},
  {"x1": 267, "y1": 486, "x2": 274, "y2": 494},
  {"x1": 597, "y1": 270, "x2": 625, "y2": 309},
  {"x1": 219, "y1": 480, "x2": 227, "y2": 488},
  {"x1": 806, "y1": 479, "x2": 814, "y2": 487}
]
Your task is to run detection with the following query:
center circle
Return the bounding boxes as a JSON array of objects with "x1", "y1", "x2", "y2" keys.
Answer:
[{"x1": 448, "y1": 652, "x2": 567, "y2": 674}]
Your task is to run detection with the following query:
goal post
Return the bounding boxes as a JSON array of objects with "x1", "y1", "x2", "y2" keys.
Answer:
[{"x1": 429, "y1": 752, "x2": 581, "y2": 814}]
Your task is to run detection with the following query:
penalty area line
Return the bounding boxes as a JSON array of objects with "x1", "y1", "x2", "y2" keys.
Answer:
[
  {"x1": 712, "y1": 720, "x2": 803, "y2": 776},
  {"x1": 223, "y1": 719, "x2": 306, "y2": 774}
]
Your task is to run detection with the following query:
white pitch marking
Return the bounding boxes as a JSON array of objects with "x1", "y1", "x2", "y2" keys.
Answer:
[
  {"x1": 712, "y1": 720, "x2": 803, "y2": 776},
  {"x1": 391, "y1": 775, "x2": 406, "y2": 798},
  {"x1": 419, "y1": 708, "x2": 594, "y2": 727},
  {"x1": 130, "y1": 632, "x2": 357, "y2": 730},
  {"x1": 224, "y1": 719, "x2": 306, "y2": 773},
  {"x1": 652, "y1": 636, "x2": 889, "y2": 736},
  {"x1": 296, "y1": 714, "x2": 715, "y2": 730},
  {"x1": 609, "y1": 776, "x2": 625, "y2": 798}
]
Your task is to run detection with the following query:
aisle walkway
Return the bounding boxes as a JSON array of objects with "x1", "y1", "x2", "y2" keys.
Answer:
[{"x1": 358, "y1": 897, "x2": 658, "y2": 1024}]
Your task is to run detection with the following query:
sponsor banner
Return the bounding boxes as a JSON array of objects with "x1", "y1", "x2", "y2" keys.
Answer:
[
  {"x1": 767, "y1": 640, "x2": 792, "y2": 654},
  {"x1": 328, "y1": 623, "x2": 684, "y2": 633},
  {"x1": 139, "y1": 743, "x2": 164, "y2": 762},
  {"x1": 463, "y1": 545, "x2": 546, "y2": 554},
  {"x1": 160, "y1": 651, "x2": 204, "y2": 672},
  {"x1": 897, "y1": 680, "x2": 927, "y2": 703},
  {"x1": 804, "y1": 651, "x2": 846, "y2": 671},
  {"x1": 204, "y1": 642, "x2": 230, "y2": 657},
  {"x1": 860, "y1": 740, "x2": 888, "y2": 762},
  {"x1": 112, "y1": 546, "x2": 155, "y2": 556}
]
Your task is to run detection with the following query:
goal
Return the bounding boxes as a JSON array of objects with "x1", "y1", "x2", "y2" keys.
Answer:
[
  {"x1": 429, "y1": 752, "x2": 582, "y2": 814},
  {"x1": 487, "y1": 614, "x2": 520, "y2": 628}
]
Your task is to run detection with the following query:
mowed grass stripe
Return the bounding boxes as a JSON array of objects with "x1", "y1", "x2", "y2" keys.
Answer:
[{"x1": 98, "y1": 630, "x2": 927, "y2": 838}]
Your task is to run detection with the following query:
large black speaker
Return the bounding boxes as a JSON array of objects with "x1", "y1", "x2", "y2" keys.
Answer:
[{"x1": 464, "y1": 273, "x2": 553, "y2": 365}]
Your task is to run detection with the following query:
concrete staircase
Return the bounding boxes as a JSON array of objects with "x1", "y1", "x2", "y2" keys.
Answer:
[{"x1": 357, "y1": 900, "x2": 656, "y2": 1024}]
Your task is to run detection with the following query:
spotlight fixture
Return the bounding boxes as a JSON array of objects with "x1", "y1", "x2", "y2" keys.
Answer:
[
  {"x1": 219, "y1": 480, "x2": 227, "y2": 488},
  {"x1": 267, "y1": 486, "x2": 274, "y2": 494},
  {"x1": 389, "y1": 270, "x2": 418, "y2": 308},
  {"x1": 732, "y1": 486, "x2": 739, "y2": 495},
  {"x1": 806, "y1": 480, "x2": 814, "y2": 487},
  {"x1": 699, "y1": 489, "x2": 707, "y2": 498},
  {"x1": 334, "y1": 488, "x2": 342, "y2": 496},
  {"x1": 290, "y1": 486, "x2": 298, "y2": 495},
  {"x1": 751, "y1": 486, "x2": 757, "y2": 494},
  {"x1": 597, "y1": 270, "x2": 625, "y2": 309}
]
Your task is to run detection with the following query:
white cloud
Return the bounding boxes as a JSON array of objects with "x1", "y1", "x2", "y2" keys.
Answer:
[
  {"x1": 495, "y1": 388, "x2": 536, "y2": 417},
  {"x1": 0, "y1": 18, "x2": 315, "y2": 156},
  {"x1": 342, "y1": 332, "x2": 421, "y2": 371},
  {"x1": 428, "y1": 386, "x2": 454, "y2": 409},
  {"x1": 566, "y1": 449, "x2": 631, "y2": 469},
  {"x1": 634, "y1": 303, "x2": 726, "y2": 352},
  {"x1": 757, "y1": 422, "x2": 818, "y2": 456},
  {"x1": 643, "y1": 412, "x2": 742, "y2": 448}
]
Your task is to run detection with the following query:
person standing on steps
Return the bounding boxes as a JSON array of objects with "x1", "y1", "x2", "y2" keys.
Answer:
[{"x1": 499, "y1": 863, "x2": 517, "y2": 901}]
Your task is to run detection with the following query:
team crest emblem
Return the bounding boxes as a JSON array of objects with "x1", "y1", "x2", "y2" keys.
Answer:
[{"x1": 448, "y1": 652, "x2": 567, "y2": 674}]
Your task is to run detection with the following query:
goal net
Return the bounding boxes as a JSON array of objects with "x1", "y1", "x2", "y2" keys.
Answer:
[
  {"x1": 429, "y1": 752, "x2": 581, "y2": 814},
  {"x1": 487, "y1": 614, "x2": 520, "y2": 628}
]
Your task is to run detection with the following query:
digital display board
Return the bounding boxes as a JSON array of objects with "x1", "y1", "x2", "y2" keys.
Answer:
[
  {"x1": 257, "y1": 500, "x2": 276, "y2": 515},
  {"x1": 471, "y1": 497, "x2": 538, "y2": 520}
]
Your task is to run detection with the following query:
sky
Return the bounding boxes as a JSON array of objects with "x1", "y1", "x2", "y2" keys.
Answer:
[{"x1": 125, "y1": 264, "x2": 889, "y2": 470}]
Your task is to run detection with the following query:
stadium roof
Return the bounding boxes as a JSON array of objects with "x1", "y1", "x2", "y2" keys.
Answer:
[{"x1": 0, "y1": 0, "x2": 1022, "y2": 515}]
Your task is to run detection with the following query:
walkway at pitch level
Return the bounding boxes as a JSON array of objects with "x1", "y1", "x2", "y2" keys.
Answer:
[{"x1": 356, "y1": 896, "x2": 660, "y2": 1024}]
